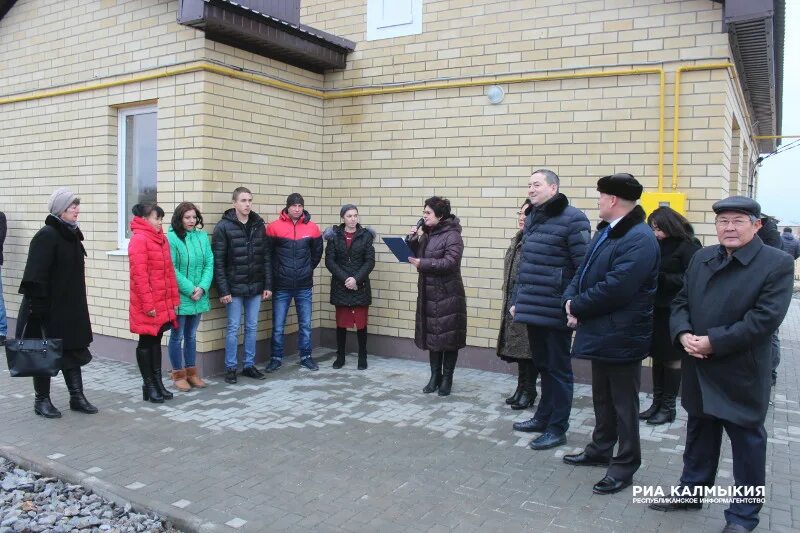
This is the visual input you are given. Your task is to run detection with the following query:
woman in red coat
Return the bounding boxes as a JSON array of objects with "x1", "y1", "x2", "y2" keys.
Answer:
[{"x1": 128, "y1": 203, "x2": 180, "y2": 403}]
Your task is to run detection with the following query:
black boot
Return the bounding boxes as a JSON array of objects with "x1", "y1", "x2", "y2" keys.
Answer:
[
  {"x1": 136, "y1": 347, "x2": 163, "y2": 403},
  {"x1": 648, "y1": 367, "x2": 680, "y2": 425},
  {"x1": 333, "y1": 327, "x2": 347, "y2": 369},
  {"x1": 438, "y1": 351, "x2": 458, "y2": 397},
  {"x1": 423, "y1": 351, "x2": 443, "y2": 393},
  {"x1": 63, "y1": 368, "x2": 98, "y2": 414},
  {"x1": 33, "y1": 376, "x2": 62, "y2": 418},
  {"x1": 511, "y1": 360, "x2": 537, "y2": 410},
  {"x1": 505, "y1": 361, "x2": 524, "y2": 405},
  {"x1": 640, "y1": 362, "x2": 663, "y2": 419},
  {"x1": 151, "y1": 345, "x2": 173, "y2": 400},
  {"x1": 357, "y1": 328, "x2": 368, "y2": 370}
]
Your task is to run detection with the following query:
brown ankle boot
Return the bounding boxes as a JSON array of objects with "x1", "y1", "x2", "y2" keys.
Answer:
[
  {"x1": 185, "y1": 367, "x2": 207, "y2": 388},
  {"x1": 170, "y1": 369, "x2": 191, "y2": 392}
]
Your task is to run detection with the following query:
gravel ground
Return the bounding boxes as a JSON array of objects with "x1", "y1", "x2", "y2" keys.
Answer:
[{"x1": 0, "y1": 457, "x2": 180, "y2": 533}]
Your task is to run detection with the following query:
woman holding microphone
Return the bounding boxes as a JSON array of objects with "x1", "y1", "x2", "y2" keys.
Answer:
[{"x1": 407, "y1": 196, "x2": 467, "y2": 397}]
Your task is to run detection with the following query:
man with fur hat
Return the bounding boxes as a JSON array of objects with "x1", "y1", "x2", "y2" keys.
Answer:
[
  {"x1": 561, "y1": 173, "x2": 659, "y2": 495},
  {"x1": 650, "y1": 196, "x2": 794, "y2": 533},
  {"x1": 265, "y1": 193, "x2": 323, "y2": 372}
]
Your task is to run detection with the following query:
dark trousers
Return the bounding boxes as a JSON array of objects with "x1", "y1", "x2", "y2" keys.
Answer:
[
  {"x1": 585, "y1": 360, "x2": 641, "y2": 480},
  {"x1": 680, "y1": 414, "x2": 766, "y2": 530},
  {"x1": 527, "y1": 325, "x2": 573, "y2": 435}
]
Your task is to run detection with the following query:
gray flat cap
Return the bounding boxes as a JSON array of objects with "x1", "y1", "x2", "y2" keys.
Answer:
[{"x1": 712, "y1": 196, "x2": 761, "y2": 218}]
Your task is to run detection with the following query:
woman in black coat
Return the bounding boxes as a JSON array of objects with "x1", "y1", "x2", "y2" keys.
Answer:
[
  {"x1": 17, "y1": 188, "x2": 97, "y2": 419},
  {"x1": 497, "y1": 198, "x2": 539, "y2": 410},
  {"x1": 640, "y1": 207, "x2": 701, "y2": 425},
  {"x1": 324, "y1": 204, "x2": 376, "y2": 370},
  {"x1": 408, "y1": 196, "x2": 467, "y2": 397}
]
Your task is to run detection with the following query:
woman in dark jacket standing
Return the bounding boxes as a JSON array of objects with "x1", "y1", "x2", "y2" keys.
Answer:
[
  {"x1": 497, "y1": 199, "x2": 539, "y2": 409},
  {"x1": 408, "y1": 196, "x2": 467, "y2": 397},
  {"x1": 18, "y1": 188, "x2": 97, "y2": 418},
  {"x1": 640, "y1": 207, "x2": 701, "y2": 425},
  {"x1": 324, "y1": 204, "x2": 376, "y2": 370}
]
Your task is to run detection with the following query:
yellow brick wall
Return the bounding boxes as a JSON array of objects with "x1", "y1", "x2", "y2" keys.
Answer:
[{"x1": 0, "y1": 0, "x2": 762, "y2": 354}]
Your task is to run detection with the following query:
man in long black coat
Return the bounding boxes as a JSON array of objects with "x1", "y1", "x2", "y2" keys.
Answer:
[
  {"x1": 651, "y1": 196, "x2": 794, "y2": 533},
  {"x1": 561, "y1": 173, "x2": 659, "y2": 495}
]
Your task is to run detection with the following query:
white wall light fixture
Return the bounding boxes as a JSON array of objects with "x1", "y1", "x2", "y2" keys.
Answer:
[{"x1": 486, "y1": 85, "x2": 505, "y2": 104}]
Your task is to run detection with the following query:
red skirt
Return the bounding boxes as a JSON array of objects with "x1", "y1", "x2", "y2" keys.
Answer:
[{"x1": 335, "y1": 306, "x2": 369, "y2": 329}]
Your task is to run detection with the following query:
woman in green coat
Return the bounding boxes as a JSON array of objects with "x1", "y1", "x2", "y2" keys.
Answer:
[{"x1": 167, "y1": 202, "x2": 214, "y2": 391}]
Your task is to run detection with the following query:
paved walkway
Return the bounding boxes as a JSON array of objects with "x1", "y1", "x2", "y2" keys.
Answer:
[{"x1": 2, "y1": 302, "x2": 800, "y2": 532}]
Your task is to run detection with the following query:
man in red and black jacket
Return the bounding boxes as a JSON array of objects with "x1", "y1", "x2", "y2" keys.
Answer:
[{"x1": 265, "y1": 193, "x2": 323, "y2": 372}]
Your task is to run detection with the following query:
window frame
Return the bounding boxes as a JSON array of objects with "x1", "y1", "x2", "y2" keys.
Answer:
[
  {"x1": 116, "y1": 105, "x2": 157, "y2": 250},
  {"x1": 366, "y1": 0, "x2": 423, "y2": 41}
]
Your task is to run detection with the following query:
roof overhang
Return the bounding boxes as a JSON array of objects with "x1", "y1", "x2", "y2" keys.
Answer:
[
  {"x1": 722, "y1": 0, "x2": 785, "y2": 153},
  {"x1": 178, "y1": 0, "x2": 355, "y2": 74},
  {"x1": 0, "y1": 0, "x2": 18, "y2": 21}
]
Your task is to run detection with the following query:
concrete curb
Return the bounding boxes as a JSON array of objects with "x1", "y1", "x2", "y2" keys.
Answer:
[{"x1": 0, "y1": 445, "x2": 223, "y2": 533}]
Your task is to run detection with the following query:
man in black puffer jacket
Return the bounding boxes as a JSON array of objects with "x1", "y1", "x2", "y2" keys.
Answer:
[
  {"x1": 213, "y1": 187, "x2": 272, "y2": 384},
  {"x1": 562, "y1": 173, "x2": 659, "y2": 496},
  {"x1": 510, "y1": 169, "x2": 591, "y2": 451},
  {"x1": 265, "y1": 193, "x2": 323, "y2": 372}
]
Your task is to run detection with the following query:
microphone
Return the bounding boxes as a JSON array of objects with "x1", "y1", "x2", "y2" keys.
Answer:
[{"x1": 405, "y1": 218, "x2": 424, "y2": 242}]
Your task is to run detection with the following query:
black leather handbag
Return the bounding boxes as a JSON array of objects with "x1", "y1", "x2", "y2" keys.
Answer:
[{"x1": 5, "y1": 323, "x2": 63, "y2": 377}]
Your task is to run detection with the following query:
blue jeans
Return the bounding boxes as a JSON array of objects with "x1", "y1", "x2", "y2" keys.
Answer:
[
  {"x1": 225, "y1": 295, "x2": 262, "y2": 370},
  {"x1": 0, "y1": 267, "x2": 7, "y2": 336},
  {"x1": 168, "y1": 314, "x2": 202, "y2": 370},
  {"x1": 271, "y1": 288, "x2": 312, "y2": 361}
]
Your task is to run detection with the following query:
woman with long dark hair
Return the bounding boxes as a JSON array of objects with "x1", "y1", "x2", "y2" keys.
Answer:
[
  {"x1": 497, "y1": 199, "x2": 539, "y2": 409},
  {"x1": 407, "y1": 196, "x2": 467, "y2": 397},
  {"x1": 640, "y1": 206, "x2": 701, "y2": 424},
  {"x1": 18, "y1": 188, "x2": 97, "y2": 418},
  {"x1": 128, "y1": 203, "x2": 180, "y2": 403},
  {"x1": 324, "y1": 204, "x2": 376, "y2": 370},
  {"x1": 167, "y1": 202, "x2": 213, "y2": 391}
]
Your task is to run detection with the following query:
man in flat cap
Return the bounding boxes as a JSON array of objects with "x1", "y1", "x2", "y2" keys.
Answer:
[
  {"x1": 510, "y1": 168, "x2": 590, "y2": 450},
  {"x1": 650, "y1": 196, "x2": 794, "y2": 533},
  {"x1": 561, "y1": 173, "x2": 659, "y2": 495}
]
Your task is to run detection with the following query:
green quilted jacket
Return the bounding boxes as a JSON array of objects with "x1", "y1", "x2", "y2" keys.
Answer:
[{"x1": 167, "y1": 226, "x2": 214, "y2": 315}]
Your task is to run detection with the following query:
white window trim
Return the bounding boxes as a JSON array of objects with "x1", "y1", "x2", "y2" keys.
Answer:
[
  {"x1": 113, "y1": 105, "x2": 157, "y2": 253},
  {"x1": 366, "y1": 0, "x2": 422, "y2": 41}
]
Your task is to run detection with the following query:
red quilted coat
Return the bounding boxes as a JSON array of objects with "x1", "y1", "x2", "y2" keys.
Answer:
[{"x1": 128, "y1": 216, "x2": 180, "y2": 336}]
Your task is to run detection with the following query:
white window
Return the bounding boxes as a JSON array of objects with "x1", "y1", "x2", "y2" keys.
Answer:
[
  {"x1": 366, "y1": 0, "x2": 422, "y2": 41},
  {"x1": 117, "y1": 106, "x2": 157, "y2": 248}
]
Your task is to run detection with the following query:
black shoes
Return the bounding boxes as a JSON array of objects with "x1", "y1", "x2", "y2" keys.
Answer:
[
  {"x1": 332, "y1": 353, "x2": 345, "y2": 369},
  {"x1": 528, "y1": 432, "x2": 566, "y2": 450},
  {"x1": 241, "y1": 366, "x2": 266, "y2": 380},
  {"x1": 592, "y1": 476, "x2": 632, "y2": 495},
  {"x1": 423, "y1": 351, "x2": 443, "y2": 393},
  {"x1": 225, "y1": 369, "x2": 237, "y2": 384},
  {"x1": 151, "y1": 347, "x2": 173, "y2": 400},
  {"x1": 136, "y1": 347, "x2": 164, "y2": 403},
  {"x1": 437, "y1": 351, "x2": 458, "y2": 396},
  {"x1": 300, "y1": 357, "x2": 319, "y2": 371},
  {"x1": 265, "y1": 359, "x2": 282, "y2": 373},
  {"x1": 648, "y1": 499, "x2": 702, "y2": 512},
  {"x1": 512, "y1": 417, "x2": 547, "y2": 433},
  {"x1": 562, "y1": 452, "x2": 611, "y2": 467},
  {"x1": 63, "y1": 368, "x2": 98, "y2": 414},
  {"x1": 33, "y1": 377, "x2": 62, "y2": 418},
  {"x1": 505, "y1": 383, "x2": 523, "y2": 405},
  {"x1": 357, "y1": 352, "x2": 367, "y2": 370}
]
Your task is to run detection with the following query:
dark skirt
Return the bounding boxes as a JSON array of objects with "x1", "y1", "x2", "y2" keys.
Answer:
[
  {"x1": 62, "y1": 347, "x2": 92, "y2": 370},
  {"x1": 335, "y1": 306, "x2": 368, "y2": 329},
  {"x1": 650, "y1": 306, "x2": 684, "y2": 362}
]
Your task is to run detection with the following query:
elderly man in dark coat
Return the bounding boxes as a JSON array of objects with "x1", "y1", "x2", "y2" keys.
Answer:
[
  {"x1": 650, "y1": 196, "x2": 794, "y2": 533},
  {"x1": 509, "y1": 168, "x2": 590, "y2": 450},
  {"x1": 561, "y1": 173, "x2": 659, "y2": 495}
]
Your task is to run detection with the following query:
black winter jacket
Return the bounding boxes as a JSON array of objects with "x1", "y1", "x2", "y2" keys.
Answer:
[
  {"x1": 17, "y1": 215, "x2": 93, "y2": 354},
  {"x1": 323, "y1": 224, "x2": 376, "y2": 307},
  {"x1": 512, "y1": 193, "x2": 591, "y2": 330},
  {"x1": 212, "y1": 209, "x2": 271, "y2": 297},
  {"x1": 0, "y1": 211, "x2": 6, "y2": 266},
  {"x1": 564, "y1": 206, "x2": 660, "y2": 363},
  {"x1": 654, "y1": 236, "x2": 701, "y2": 308}
]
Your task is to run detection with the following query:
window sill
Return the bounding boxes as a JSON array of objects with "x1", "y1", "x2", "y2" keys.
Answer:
[{"x1": 106, "y1": 249, "x2": 128, "y2": 257}]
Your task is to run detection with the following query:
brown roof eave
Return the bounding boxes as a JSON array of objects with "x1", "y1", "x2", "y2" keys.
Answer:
[
  {"x1": 0, "y1": 0, "x2": 18, "y2": 22},
  {"x1": 178, "y1": 0, "x2": 354, "y2": 74}
]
